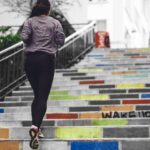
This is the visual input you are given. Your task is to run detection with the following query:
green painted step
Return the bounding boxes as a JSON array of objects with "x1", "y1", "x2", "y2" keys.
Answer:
[
  {"x1": 92, "y1": 119, "x2": 128, "y2": 126},
  {"x1": 49, "y1": 94, "x2": 109, "y2": 100},
  {"x1": 51, "y1": 90, "x2": 69, "y2": 95},
  {"x1": 55, "y1": 127, "x2": 101, "y2": 139}
]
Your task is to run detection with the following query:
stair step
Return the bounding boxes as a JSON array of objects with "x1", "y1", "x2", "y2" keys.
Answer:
[
  {"x1": 3, "y1": 99, "x2": 89, "y2": 106},
  {"x1": 1, "y1": 111, "x2": 150, "y2": 120},
  {"x1": 1, "y1": 104, "x2": 150, "y2": 113},
  {"x1": 4, "y1": 97, "x2": 150, "y2": 107},
  {"x1": 0, "y1": 126, "x2": 150, "y2": 140},
  {"x1": 1, "y1": 118, "x2": 150, "y2": 127},
  {"x1": 1, "y1": 139, "x2": 150, "y2": 150}
]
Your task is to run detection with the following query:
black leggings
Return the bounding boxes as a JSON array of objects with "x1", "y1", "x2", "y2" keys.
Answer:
[{"x1": 24, "y1": 51, "x2": 55, "y2": 128}]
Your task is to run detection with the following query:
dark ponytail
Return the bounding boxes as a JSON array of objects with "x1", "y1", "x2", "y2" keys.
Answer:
[{"x1": 30, "y1": 0, "x2": 51, "y2": 18}]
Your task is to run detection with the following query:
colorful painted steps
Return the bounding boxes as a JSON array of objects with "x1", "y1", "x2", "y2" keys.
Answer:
[
  {"x1": 4, "y1": 97, "x2": 150, "y2": 107},
  {"x1": 1, "y1": 139, "x2": 150, "y2": 150},
  {"x1": 1, "y1": 118, "x2": 150, "y2": 128},
  {"x1": 1, "y1": 110, "x2": 150, "y2": 121},
  {"x1": 1, "y1": 126, "x2": 150, "y2": 140},
  {"x1": 46, "y1": 111, "x2": 150, "y2": 119},
  {"x1": 10, "y1": 87, "x2": 150, "y2": 98},
  {"x1": 20, "y1": 80, "x2": 150, "y2": 92},
  {"x1": 48, "y1": 93, "x2": 149, "y2": 100},
  {"x1": 9, "y1": 87, "x2": 150, "y2": 101},
  {"x1": 89, "y1": 83, "x2": 150, "y2": 89},
  {"x1": 8, "y1": 93, "x2": 139, "y2": 101},
  {"x1": 2, "y1": 47, "x2": 150, "y2": 149},
  {"x1": 56, "y1": 71, "x2": 150, "y2": 77},
  {"x1": 2, "y1": 104, "x2": 150, "y2": 114}
]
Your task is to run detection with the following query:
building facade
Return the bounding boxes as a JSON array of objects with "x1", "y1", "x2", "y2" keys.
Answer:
[{"x1": 65, "y1": 0, "x2": 150, "y2": 48}]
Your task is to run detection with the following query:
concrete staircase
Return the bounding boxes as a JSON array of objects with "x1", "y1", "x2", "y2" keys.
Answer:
[{"x1": 1, "y1": 48, "x2": 150, "y2": 150}]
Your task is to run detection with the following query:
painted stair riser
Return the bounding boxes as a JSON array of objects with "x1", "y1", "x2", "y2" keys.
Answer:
[
  {"x1": 3, "y1": 99, "x2": 150, "y2": 109},
  {"x1": 1, "y1": 140, "x2": 150, "y2": 150},
  {"x1": 26, "y1": 72, "x2": 150, "y2": 80},
  {"x1": 24, "y1": 73, "x2": 150, "y2": 85},
  {"x1": 1, "y1": 118, "x2": 150, "y2": 127},
  {"x1": 0, "y1": 126, "x2": 150, "y2": 139},
  {"x1": 78, "y1": 65, "x2": 150, "y2": 68},
  {"x1": 1, "y1": 111, "x2": 150, "y2": 120},
  {"x1": 20, "y1": 82, "x2": 149, "y2": 94},
  {"x1": 75, "y1": 60, "x2": 150, "y2": 64},
  {"x1": 7, "y1": 93, "x2": 150, "y2": 101},
  {"x1": 2, "y1": 99, "x2": 90, "y2": 106},
  {"x1": 89, "y1": 83, "x2": 150, "y2": 89},
  {"x1": 11, "y1": 88, "x2": 150, "y2": 97},
  {"x1": 1, "y1": 104, "x2": 150, "y2": 113},
  {"x1": 21, "y1": 83, "x2": 150, "y2": 92},
  {"x1": 59, "y1": 72, "x2": 150, "y2": 77},
  {"x1": 56, "y1": 65, "x2": 150, "y2": 73},
  {"x1": 19, "y1": 82, "x2": 150, "y2": 91}
]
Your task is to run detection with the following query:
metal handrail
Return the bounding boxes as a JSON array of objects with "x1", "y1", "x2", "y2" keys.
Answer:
[
  {"x1": 0, "y1": 21, "x2": 96, "y2": 55},
  {"x1": 0, "y1": 21, "x2": 96, "y2": 99},
  {"x1": 59, "y1": 21, "x2": 96, "y2": 50},
  {"x1": 0, "y1": 41, "x2": 23, "y2": 55}
]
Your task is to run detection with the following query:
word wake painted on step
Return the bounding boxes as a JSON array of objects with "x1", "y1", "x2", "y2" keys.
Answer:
[{"x1": 102, "y1": 111, "x2": 150, "y2": 118}]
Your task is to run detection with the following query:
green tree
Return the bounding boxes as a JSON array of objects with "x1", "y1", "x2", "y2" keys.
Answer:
[{"x1": 0, "y1": 27, "x2": 21, "y2": 51}]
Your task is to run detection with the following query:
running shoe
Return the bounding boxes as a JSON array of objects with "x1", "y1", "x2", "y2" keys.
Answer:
[{"x1": 29, "y1": 127, "x2": 39, "y2": 149}]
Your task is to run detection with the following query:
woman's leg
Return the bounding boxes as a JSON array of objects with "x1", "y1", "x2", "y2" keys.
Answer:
[
  {"x1": 32, "y1": 55, "x2": 55, "y2": 128},
  {"x1": 25, "y1": 52, "x2": 55, "y2": 128}
]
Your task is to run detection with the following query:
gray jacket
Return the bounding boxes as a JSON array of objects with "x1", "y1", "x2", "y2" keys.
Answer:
[{"x1": 21, "y1": 15, "x2": 65, "y2": 55}]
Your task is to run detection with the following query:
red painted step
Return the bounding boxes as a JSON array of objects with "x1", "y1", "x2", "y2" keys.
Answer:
[
  {"x1": 79, "y1": 80, "x2": 104, "y2": 85},
  {"x1": 46, "y1": 113, "x2": 78, "y2": 119},
  {"x1": 123, "y1": 99, "x2": 150, "y2": 104}
]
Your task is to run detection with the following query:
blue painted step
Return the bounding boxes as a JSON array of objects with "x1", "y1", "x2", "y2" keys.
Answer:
[
  {"x1": 141, "y1": 94, "x2": 150, "y2": 98},
  {"x1": 0, "y1": 108, "x2": 4, "y2": 113},
  {"x1": 71, "y1": 141, "x2": 118, "y2": 150}
]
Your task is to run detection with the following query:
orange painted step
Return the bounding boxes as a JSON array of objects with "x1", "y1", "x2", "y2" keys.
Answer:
[
  {"x1": 101, "y1": 105, "x2": 134, "y2": 112},
  {"x1": 0, "y1": 141, "x2": 20, "y2": 150},
  {"x1": 79, "y1": 113, "x2": 102, "y2": 119},
  {"x1": 79, "y1": 80, "x2": 104, "y2": 85},
  {"x1": 131, "y1": 56, "x2": 147, "y2": 58},
  {"x1": 0, "y1": 128, "x2": 9, "y2": 139},
  {"x1": 112, "y1": 71, "x2": 137, "y2": 75}
]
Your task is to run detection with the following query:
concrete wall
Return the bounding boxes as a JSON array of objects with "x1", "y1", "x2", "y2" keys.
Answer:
[
  {"x1": 65, "y1": 0, "x2": 150, "y2": 48},
  {"x1": 86, "y1": 0, "x2": 150, "y2": 48}
]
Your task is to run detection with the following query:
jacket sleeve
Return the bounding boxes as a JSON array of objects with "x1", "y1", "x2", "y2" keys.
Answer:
[
  {"x1": 21, "y1": 19, "x2": 32, "y2": 44},
  {"x1": 54, "y1": 21, "x2": 65, "y2": 47}
]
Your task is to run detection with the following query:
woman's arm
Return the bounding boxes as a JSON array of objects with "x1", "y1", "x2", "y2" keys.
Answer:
[
  {"x1": 54, "y1": 21, "x2": 65, "y2": 47},
  {"x1": 21, "y1": 20, "x2": 32, "y2": 44}
]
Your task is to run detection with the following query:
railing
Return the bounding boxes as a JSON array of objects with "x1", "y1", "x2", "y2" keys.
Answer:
[
  {"x1": 56, "y1": 21, "x2": 96, "y2": 68},
  {"x1": 0, "y1": 21, "x2": 96, "y2": 99},
  {"x1": 0, "y1": 42, "x2": 25, "y2": 100}
]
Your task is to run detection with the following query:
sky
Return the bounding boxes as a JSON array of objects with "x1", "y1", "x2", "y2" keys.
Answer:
[{"x1": 0, "y1": 3, "x2": 26, "y2": 26}]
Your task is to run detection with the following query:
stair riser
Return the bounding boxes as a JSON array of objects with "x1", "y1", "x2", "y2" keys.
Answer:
[
  {"x1": 0, "y1": 126, "x2": 149, "y2": 139},
  {"x1": 1, "y1": 140, "x2": 150, "y2": 150},
  {"x1": 1, "y1": 118, "x2": 150, "y2": 127},
  {"x1": 1, "y1": 104, "x2": 150, "y2": 113},
  {"x1": 1, "y1": 111, "x2": 150, "y2": 120}
]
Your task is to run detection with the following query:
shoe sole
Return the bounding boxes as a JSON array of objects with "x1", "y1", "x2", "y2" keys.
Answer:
[{"x1": 29, "y1": 129, "x2": 39, "y2": 149}]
